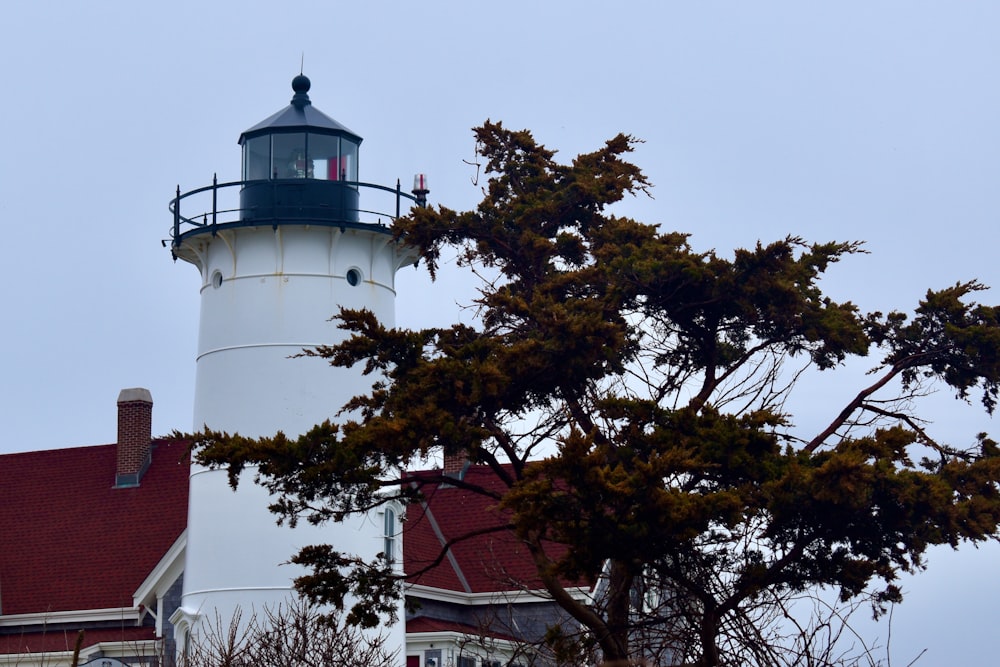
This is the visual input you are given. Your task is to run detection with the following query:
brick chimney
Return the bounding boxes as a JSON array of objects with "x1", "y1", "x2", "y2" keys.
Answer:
[
  {"x1": 115, "y1": 388, "x2": 153, "y2": 488},
  {"x1": 443, "y1": 449, "x2": 469, "y2": 480}
]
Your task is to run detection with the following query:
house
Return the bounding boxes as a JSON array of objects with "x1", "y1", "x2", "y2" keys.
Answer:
[
  {"x1": 0, "y1": 393, "x2": 580, "y2": 667},
  {"x1": 0, "y1": 390, "x2": 188, "y2": 666}
]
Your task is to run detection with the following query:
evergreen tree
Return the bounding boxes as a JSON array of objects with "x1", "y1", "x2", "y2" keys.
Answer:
[{"x1": 189, "y1": 122, "x2": 1000, "y2": 666}]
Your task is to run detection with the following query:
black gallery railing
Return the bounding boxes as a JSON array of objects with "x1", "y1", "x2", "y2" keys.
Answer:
[{"x1": 169, "y1": 176, "x2": 424, "y2": 247}]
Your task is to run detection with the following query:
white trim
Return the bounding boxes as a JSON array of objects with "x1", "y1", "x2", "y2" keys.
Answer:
[
  {"x1": 405, "y1": 632, "x2": 525, "y2": 666},
  {"x1": 168, "y1": 606, "x2": 200, "y2": 667},
  {"x1": 168, "y1": 605, "x2": 200, "y2": 627},
  {"x1": 80, "y1": 640, "x2": 162, "y2": 661},
  {"x1": 405, "y1": 583, "x2": 590, "y2": 606},
  {"x1": 406, "y1": 629, "x2": 469, "y2": 644},
  {"x1": 132, "y1": 529, "x2": 186, "y2": 638},
  {"x1": 0, "y1": 650, "x2": 76, "y2": 667},
  {"x1": 0, "y1": 607, "x2": 140, "y2": 628},
  {"x1": 0, "y1": 640, "x2": 161, "y2": 667},
  {"x1": 178, "y1": 585, "x2": 294, "y2": 596},
  {"x1": 133, "y1": 529, "x2": 186, "y2": 608}
]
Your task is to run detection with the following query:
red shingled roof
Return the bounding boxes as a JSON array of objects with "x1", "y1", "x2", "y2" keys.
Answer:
[
  {"x1": 0, "y1": 626, "x2": 156, "y2": 655},
  {"x1": 405, "y1": 616, "x2": 518, "y2": 642},
  {"x1": 406, "y1": 616, "x2": 482, "y2": 634},
  {"x1": 404, "y1": 465, "x2": 569, "y2": 594},
  {"x1": 0, "y1": 440, "x2": 189, "y2": 616}
]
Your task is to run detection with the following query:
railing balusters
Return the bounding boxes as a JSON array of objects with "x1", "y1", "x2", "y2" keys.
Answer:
[
  {"x1": 174, "y1": 185, "x2": 181, "y2": 242},
  {"x1": 170, "y1": 179, "x2": 423, "y2": 248}
]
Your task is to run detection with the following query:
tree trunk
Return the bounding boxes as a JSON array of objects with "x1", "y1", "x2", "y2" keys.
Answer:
[
  {"x1": 602, "y1": 559, "x2": 635, "y2": 664},
  {"x1": 700, "y1": 611, "x2": 721, "y2": 667}
]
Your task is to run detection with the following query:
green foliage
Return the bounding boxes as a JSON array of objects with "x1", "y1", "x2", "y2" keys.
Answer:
[{"x1": 188, "y1": 121, "x2": 1000, "y2": 666}]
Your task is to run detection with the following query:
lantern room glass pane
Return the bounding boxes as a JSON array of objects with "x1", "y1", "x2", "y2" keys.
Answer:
[
  {"x1": 272, "y1": 133, "x2": 309, "y2": 178},
  {"x1": 341, "y1": 139, "x2": 359, "y2": 187},
  {"x1": 244, "y1": 135, "x2": 270, "y2": 181},
  {"x1": 309, "y1": 133, "x2": 341, "y2": 180}
]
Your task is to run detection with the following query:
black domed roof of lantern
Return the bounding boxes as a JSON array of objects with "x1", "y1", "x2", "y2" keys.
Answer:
[{"x1": 238, "y1": 74, "x2": 362, "y2": 145}]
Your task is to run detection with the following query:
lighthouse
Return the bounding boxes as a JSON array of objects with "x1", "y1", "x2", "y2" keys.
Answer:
[{"x1": 167, "y1": 75, "x2": 422, "y2": 660}]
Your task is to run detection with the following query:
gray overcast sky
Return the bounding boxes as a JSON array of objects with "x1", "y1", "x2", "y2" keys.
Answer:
[{"x1": 1, "y1": 2, "x2": 998, "y2": 663}]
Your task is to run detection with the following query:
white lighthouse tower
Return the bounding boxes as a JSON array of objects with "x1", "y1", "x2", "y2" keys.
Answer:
[{"x1": 167, "y1": 75, "x2": 423, "y2": 661}]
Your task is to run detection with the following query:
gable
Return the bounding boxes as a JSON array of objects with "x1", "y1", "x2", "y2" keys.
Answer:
[{"x1": 404, "y1": 465, "x2": 575, "y2": 595}]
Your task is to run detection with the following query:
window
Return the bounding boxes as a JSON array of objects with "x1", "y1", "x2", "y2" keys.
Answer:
[
  {"x1": 272, "y1": 133, "x2": 309, "y2": 178},
  {"x1": 243, "y1": 135, "x2": 270, "y2": 181},
  {"x1": 242, "y1": 131, "x2": 356, "y2": 183},
  {"x1": 457, "y1": 657, "x2": 476, "y2": 667},
  {"x1": 341, "y1": 138, "x2": 359, "y2": 184},
  {"x1": 383, "y1": 507, "x2": 396, "y2": 562},
  {"x1": 310, "y1": 133, "x2": 341, "y2": 180}
]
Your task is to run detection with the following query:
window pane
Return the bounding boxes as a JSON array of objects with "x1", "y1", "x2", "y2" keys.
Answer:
[
  {"x1": 309, "y1": 133, "x2": 340, "y2": 180},
  {"x1": 384, "y1": 508, "x2": 396, "y2": 562},
  {"x1": 384, "y1": 508, "x2": 395, "y2": 534},
  {"x1": 272, "y1": 133, "x2": 309, "y2": 178},
  {"x1": 341, "y1": 139, "x2": 359, "y2": 184},
  {"x1": 244, "y1": 135, "x2": 270, "y2": 181}
]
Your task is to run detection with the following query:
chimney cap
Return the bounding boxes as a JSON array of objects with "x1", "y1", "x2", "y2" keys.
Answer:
[{"x1": 118, "y1": 387, "x2": 153, "y2": 403}]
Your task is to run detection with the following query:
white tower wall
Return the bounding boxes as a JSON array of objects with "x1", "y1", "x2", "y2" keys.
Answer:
[
  {"x1": 172, "y1": 222, "x2": 412, "y2": 661},
  {"x1": 191, "y1": 226, "x2": 401, "y2": 433}
]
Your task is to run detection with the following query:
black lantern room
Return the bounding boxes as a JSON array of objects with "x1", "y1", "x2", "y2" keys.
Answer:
[
  {"x1": 238, "y1": 74, "x2": 362, "y2": 223},
  {"x1": 169, "y1": 75, "x2": 427, "y2": 251}
]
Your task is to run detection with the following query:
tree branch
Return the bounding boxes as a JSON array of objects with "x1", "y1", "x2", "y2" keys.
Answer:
[{"x1": 805, "y1": 356, "x2": 921, "y2": 453}]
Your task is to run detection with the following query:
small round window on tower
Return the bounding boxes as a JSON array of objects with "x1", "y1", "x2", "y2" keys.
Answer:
[
  {"x1": 211, "y1": 271, "x2": 223, "y2": 289},
  {"x1": 346, "y1": 268, "x2": 361, "y2": 286}
]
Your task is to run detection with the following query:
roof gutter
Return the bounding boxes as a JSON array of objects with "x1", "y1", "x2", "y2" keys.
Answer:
[{"x1": 0, "y1": 606, "x2": 142, "y2": 628}]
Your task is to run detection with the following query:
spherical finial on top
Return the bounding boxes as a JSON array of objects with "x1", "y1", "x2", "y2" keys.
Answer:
[
  {"x1": 292, "y1": 74, "x2": 311, "y2": 94},
  {"x1": 290, "y1": 74, "x2": 312, "y2": 108}
]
